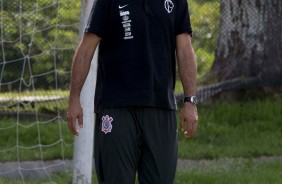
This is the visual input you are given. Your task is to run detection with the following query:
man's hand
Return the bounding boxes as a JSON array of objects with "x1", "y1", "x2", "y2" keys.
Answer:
[
  {"x1": 66, "y1": 33, "x2": 100, "y2": 136},
  {"x1": 67, "y1": 97, "x2": 83, "y2": 136},
  {"x1": 176, "y1": 33, "x2": 198, "y2": 138},
  {"x1": 180, "y1": 102, "x2": 198, "y2": 138}
]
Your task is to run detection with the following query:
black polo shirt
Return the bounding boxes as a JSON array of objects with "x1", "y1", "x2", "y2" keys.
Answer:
[{"x1": 85, "y1": 0, "x2": 192, "y2": 111}]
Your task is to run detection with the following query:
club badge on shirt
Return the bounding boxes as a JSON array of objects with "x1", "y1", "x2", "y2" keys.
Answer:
[
  {"x1": 101, "y1": 115, "x2": 113, "y2": 134},
  {"x1": 164, "y1": 0, "x2": 174, "y2": 13}
]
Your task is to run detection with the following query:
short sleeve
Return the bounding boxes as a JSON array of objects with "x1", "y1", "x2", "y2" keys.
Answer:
[
  {"x1": 175, "y1": 0, "x2": 193, "y2": 36},
  {"x1": 85, "y1": 0, "x2": 110, "y2": 38}
]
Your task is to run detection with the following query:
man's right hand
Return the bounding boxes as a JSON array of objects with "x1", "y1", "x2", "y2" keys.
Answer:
[
  {"x1": 66, "y1": 33, "x2": 101, "y2": 136},
  {"x1": 67, "y1": 97, "x2": 83, "y2": 136}
]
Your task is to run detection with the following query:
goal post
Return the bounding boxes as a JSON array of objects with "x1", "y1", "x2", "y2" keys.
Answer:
[{"x1": 72, "y1": 0, "x2": 97, "y2": 183}]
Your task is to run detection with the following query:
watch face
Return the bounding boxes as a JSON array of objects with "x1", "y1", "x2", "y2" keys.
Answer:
[
  {"x1": 184, "y1": 96, "x2": 198, "y2": 105},
  {"x1": 191, "y1": 96, "x2": 198, "y2": 104}
]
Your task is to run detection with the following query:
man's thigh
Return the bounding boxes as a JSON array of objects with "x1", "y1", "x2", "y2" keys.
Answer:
[
  {"x1": 138, "y1": 108, "x2": 178, "y2": 184},
  {"x1": 94, "y1": 107, "x2": 142, "y2": 184},
  {"x1": 94, "y1": 107, "x2": 178, "y2": 184}
]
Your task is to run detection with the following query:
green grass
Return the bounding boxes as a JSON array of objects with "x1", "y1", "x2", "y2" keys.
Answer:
[
  {"x1": 0, "y1": 97, "x2": 281, "y2": 183},
  {"x1": 178, "y1": 98, "x2": 282, "y2": 159},
  {"x1": 175, "y1": 160, "x2": 282, "y2": 184},
  {"x1": 0, "y1": 118, "x2": 73, "y2": 162},
  {"x1": 0, "y1": 98, "x2": 281, "y2": 162},
  {"x1": 1, "y1": 160, "x2": 282, "y2": 184}
]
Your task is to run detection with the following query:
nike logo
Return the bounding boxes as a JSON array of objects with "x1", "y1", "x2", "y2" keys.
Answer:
[{"x1": 119, "y1": 4, "x2": 128, "y2": 9}]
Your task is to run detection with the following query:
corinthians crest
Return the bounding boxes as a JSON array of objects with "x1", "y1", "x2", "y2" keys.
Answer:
[
  {"x1": 164, "y1": 0, "x2": 174, "y2": 13},
  {"x1": 101, "y1": 115, "x2": 113, "y2": 134}
]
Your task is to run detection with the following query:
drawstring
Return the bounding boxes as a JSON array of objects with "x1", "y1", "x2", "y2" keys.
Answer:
[{"x1": 144, "y1": 0, "x2": 149, "y2": 14}]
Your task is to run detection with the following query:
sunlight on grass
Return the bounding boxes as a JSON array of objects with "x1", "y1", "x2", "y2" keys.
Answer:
[{"x1": 0, "y1": 90, "x2": 69, "y2": 98}]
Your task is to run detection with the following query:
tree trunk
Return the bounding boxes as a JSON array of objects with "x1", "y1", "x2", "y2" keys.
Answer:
[{"x1": 211, "y1": 0, "x2": 282, "y2": 81}]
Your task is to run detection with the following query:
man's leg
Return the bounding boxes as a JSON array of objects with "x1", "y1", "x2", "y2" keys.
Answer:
[
  {"x1": 138, "y1": 108, "x2": 178, "y2": 184},
  {"x1": 94, "y1": 107, "x2": 142, "y2": 184}
]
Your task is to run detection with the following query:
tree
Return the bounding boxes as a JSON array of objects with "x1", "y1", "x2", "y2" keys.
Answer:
[
  {"x1": 211, "y1": 0, "x2": 282, "y2": 81},
  {"x1": 0, "y1": 0, "x2": 80, "y2": 91}
]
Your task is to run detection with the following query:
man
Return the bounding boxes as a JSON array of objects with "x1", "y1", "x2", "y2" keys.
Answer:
[{"x1": 67, "y1": 0, "x2": 198, "y2": 183}]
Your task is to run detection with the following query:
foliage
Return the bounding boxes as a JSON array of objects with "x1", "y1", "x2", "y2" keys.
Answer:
[
  {"x1": 189, "y1": 0, "x2": 220, "y2": 78},
  {"x1": 0, "y1": 0, "x2": 80, "y2": 91},
  {"x1": 0, "y1": 0, "x2": 220, "y2": 92}
]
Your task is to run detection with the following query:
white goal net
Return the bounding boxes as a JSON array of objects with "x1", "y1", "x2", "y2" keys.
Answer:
[{"x1": 0, "y1": 0, "x2": 80, "y2": 182}]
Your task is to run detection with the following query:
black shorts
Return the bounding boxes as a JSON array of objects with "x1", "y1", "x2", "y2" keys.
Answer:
[{"x1": 94, "y1": 106, "x2": 178, "y2": 184}]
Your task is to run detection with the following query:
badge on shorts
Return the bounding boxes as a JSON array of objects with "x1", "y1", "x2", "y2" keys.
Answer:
[{"x1": 101, "y1": 115, "x2": 113, "y2": 134}]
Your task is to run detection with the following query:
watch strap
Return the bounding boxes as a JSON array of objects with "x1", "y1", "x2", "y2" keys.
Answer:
[{"x1": 184, "y1": 96, "x2": 198, "y2": 105}]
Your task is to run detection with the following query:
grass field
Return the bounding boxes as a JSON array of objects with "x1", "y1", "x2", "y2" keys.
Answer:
[
  {"x1": 178, "y1": 98, "x2": 282, "y2": 159},
  {"x1": 1, "y1": 159, "x2": 281, "y2": 184},
  {"x1": 0, "y1": 97, "x2": 281, "y2": 183},
  {"x1": 0, "y1": 98, "x2": 281, "y2": 162},
  {"x1": 175, "y1": 160, "x2": 282, "y2": 184}
]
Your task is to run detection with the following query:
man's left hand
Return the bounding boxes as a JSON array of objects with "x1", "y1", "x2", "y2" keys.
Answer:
[{"x1": 180, "y1": 102, "x2": 198, "y2": 138}]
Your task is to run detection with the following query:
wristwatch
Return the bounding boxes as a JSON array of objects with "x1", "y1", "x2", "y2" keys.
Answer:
[{"x1": 184, "y1": 96, "x2": 198, "y2": 105}]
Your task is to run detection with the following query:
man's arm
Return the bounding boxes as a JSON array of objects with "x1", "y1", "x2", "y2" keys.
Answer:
[
  {"x1": 176, "y1": 33, "x2": 198, "y2": 138},
  {"x1": 67, "y1": 33, "x2": 101, "y2": 136}
]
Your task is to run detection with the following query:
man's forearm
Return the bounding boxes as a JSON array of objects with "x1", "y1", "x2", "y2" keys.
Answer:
[
  {"x1": 176, "y1": 34, "x2": 198, "y2": 138},
  {"x1": 69, "y1": 35, "x2": 99, "y2": 100},
  {"x1": 70, "y1": 49, "x2": 93, "y2": 99},
  {"x1": 67, "y1": 34, "x2": 100, "y2": 136},
  {"x1": 177, "y1": 45, "x2": 197, "y2": 97}
]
